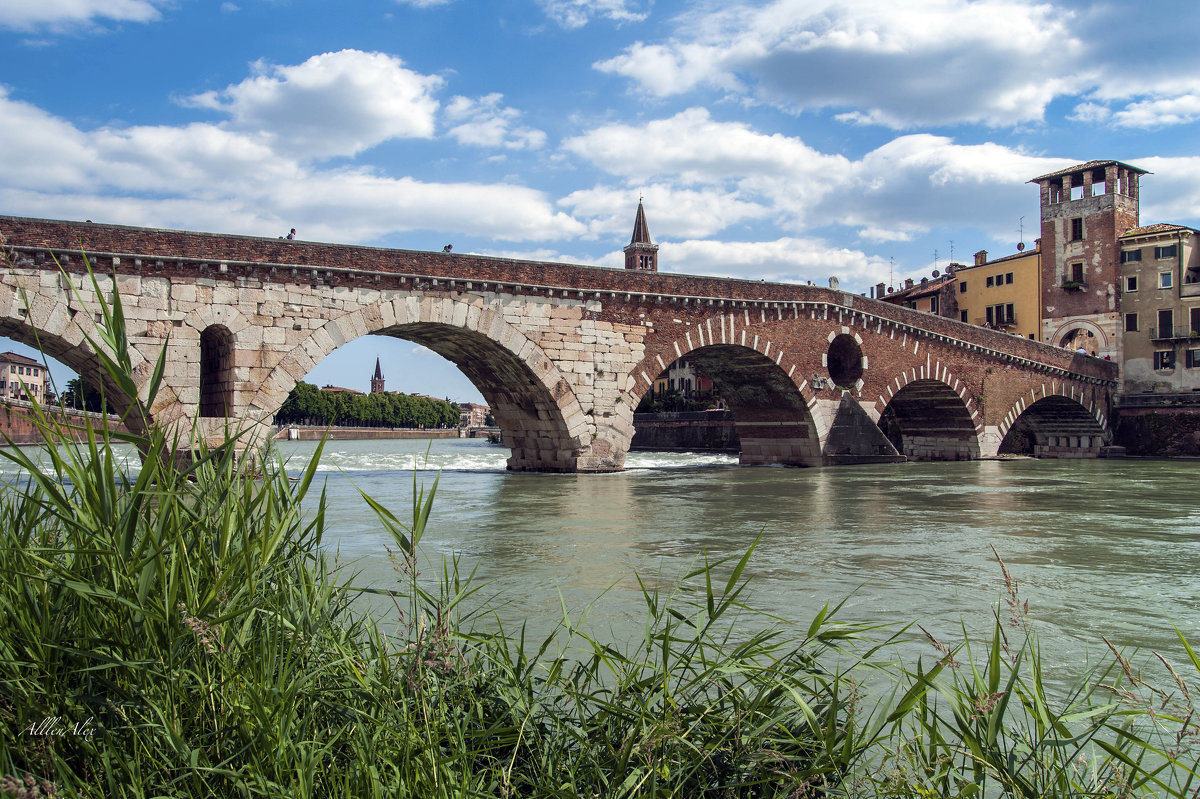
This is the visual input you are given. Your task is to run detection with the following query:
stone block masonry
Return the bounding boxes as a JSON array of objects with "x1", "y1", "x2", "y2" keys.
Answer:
[{"x1": 0, "y1": 216, "x2": 1118, "y2": 471}]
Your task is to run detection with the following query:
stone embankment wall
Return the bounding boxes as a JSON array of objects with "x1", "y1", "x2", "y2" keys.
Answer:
[
  {"x1": 1113, "y1": 396, "x2": 1200, "y2": 456},
  {"x1": 0, "y1": 402, "x2": 131, "y2": 445},
  {"x1": 276, "y1": 426, "x2": 460, "y2": 442},
  {"x1": 630, "y1": 412, "x2": 740, "y2": 452}
]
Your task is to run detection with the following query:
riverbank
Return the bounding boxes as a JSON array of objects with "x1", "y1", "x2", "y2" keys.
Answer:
[
  {"x1": 274, "y1": 424, "x2": 462, "y2": 441},
  {"x1": 4, "y1": 430, "x2": 1199, "y2": 797}
]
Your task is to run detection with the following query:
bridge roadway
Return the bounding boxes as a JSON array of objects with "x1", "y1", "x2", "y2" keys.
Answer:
[{"x1": 0, "y1": 216, "x2": 1118, "y2": 471}]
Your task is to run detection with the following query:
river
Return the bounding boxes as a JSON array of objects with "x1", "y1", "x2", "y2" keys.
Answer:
[{"x1": 272, "y1": 438, "x2": 1200, "y2": 677}]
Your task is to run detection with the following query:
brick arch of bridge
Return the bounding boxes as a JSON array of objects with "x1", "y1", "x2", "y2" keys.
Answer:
[
  {"x1": 860, "y1": 335, "x2": 984, "y2": 461},
  {"x1": 997, "y1": 384, "x2": 1109, "y2": 458},
  {"x1": 0, "y1": 275, "x2": 156, "y2": 432},
  {"x1": 627, "y1": 323, "x2": 825, "y2": 467},
  {"x1": 244, "y1": 296, "x2": 598, "y2": 473}
]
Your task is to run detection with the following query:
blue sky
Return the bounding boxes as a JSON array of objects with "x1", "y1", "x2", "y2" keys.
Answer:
[{"x1": 1, "y1": 0, "x2": 1198, "y2": 404}]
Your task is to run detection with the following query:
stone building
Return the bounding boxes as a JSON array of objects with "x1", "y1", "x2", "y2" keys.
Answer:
[
  {"x1": 459, "y1": 402, "x2": 490, "y2": 427},
  {"x1": 370, "y1": 357, "x2": 386, "y2": 394},
  {"x1": 623, "y1": 200, "x2": 658, "y2": 271},
  {"x1": 0, "y1": 351, "x2": 46, "y2": 402},
  {"x1": 1030, "y1": 160, "x2": 1148, "y2": 359},
  {"x1": 1117, "y1": 224, "x2": 1200, "y2": 393},
  {"x1": 954, "y1": 243, "x2": 1042, "y2": 342},
  {"x1": 874, "y1": 272, "x2": 958, "y2": 318}
]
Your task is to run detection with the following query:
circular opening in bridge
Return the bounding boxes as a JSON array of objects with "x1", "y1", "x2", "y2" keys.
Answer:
[{"x1": 827, "y1": 334, "x2": 863, "y2": 388}]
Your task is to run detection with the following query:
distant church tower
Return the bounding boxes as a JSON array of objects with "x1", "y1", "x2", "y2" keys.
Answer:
[
  {"x1": 370, "y1": 357, "x2": 385, "y2": 394},
  {"x1": 624, "y1": 200, "x2": 659, "y2": 271}
]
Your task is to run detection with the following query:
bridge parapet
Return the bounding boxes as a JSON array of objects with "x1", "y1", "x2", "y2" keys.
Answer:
[{"x1": 0, "y1": 216, "x2": 1119, "y2": 471}]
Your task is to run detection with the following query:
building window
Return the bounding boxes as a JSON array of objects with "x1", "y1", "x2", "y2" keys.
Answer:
[
  {"x1": 1193, "y1": 307, "x2": 1200, "y2": 336},
  {"x1": 960, "y1": 310, "x2": 969, "y2": 322},
  {"x1": 1070, "y1": 218, "x2": 1083, "y2": 241},
  {"x1": 1160, "y1": 272, "x2": 1174, "y2": 289},
  {"x1": 1188, "y1": 350, "x2": 1200, "y2": 369},
  {"x1": 929, "y1": 295, "x2": 939, "y2": 314},
  {"x1": 986, "y1": 303, "x2": 1015, "y2": 326},
  {"x1": 1158, "y1": 309, "x2": 1174, "y2": 338},
  {"x1": 986, "y1": 276, "x2": 994, "y2": 288},
  {"x1": 1121, "y1": 249, "x2": 1142, "y2": 263},
  {"x1": 1125, "y1": 276, "x2": 1138, "y2": 292},
  {"x1": 1156, "y1": 244, "x2": 1178, "y2": 260},
  {"x1": 1125, "y1": 313, "x2": 1138, "y2": 332},
  {"x1": 1005, "y1": 272, "x2": 1014, "y2": 285},
  {"x1": 959, "y1": 281, "x2": 967, "y2": 293},
  {"x1": 1071, "y1": 263, "x2": 1084, "y2": 283},
  {"x1": 1154, "y1": 350, "x2": 1176, "y2": 370}
]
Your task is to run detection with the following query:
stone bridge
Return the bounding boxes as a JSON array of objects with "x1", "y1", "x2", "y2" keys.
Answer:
[{"x1": 0, "y1": 216, "x2": 1118, "y2": 471}]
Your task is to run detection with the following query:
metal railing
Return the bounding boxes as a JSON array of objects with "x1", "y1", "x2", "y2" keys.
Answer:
[{"x1": 1148, "y1": 326, "x2": 1200, "y2": 340}]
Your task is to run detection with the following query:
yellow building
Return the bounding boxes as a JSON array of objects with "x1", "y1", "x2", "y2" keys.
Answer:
[{"x1": 954, "y1": 243, "x2": 1043, "y2": 341}]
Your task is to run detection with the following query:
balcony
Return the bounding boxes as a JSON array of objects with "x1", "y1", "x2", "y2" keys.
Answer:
[
  {"x1": 1184, "y1": 273, "x2": 1200, "y2": 298},
  {"x1": 1149, "y1": 326, "x2": 1200, "y2": 341},
  {"x1": 1060, "y1": 280, "x2": 1086, "y2": 292}
]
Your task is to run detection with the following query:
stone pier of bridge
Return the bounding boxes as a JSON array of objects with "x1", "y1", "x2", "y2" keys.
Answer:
[{"x1": 0, "y1": 216, "x2": 1119, "y2": 472}]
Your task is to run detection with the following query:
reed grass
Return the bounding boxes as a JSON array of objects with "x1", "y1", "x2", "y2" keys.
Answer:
[{"x1": 0, "y1": 255, "x2": 1198, "y2": 797}]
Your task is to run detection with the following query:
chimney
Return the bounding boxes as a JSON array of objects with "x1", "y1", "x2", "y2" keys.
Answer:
[
  {"x1": 875, "y1": 282, "x2": 886, "y2": 298},
  {"x1": 905, "y1": 278, "x2": 914, "y2": 289},
  {"x1": 974, "y1": 250, "x2": 988, "y2": 266}
]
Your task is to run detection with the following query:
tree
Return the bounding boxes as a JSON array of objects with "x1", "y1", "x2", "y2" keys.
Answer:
[{"x1": 61, "y1": 377, "x2": 112, "y2": 414}]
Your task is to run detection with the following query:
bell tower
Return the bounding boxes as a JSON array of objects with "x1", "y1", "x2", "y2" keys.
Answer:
[
  {"x1": 623, "y1": 200, "x2": 658, "y2": 271},
  {"x1": 370, "y1": 357, "x2": 385, "y2": 394}
]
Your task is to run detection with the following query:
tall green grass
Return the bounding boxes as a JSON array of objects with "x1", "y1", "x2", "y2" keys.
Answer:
[{"x1": 1, "y1": 256, "x2": 1198, "y2": 797}]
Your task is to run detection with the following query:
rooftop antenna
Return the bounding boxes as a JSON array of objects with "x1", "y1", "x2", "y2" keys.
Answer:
[
  {"x1": 1018, "y1": 216, "x2": 1025, "y2": 247},
  {"x1": 949, "y1": 240, "x2": 954, "y2": 264},
  {"x1": 888, "y1": 257, "x2": 894, "y2": 290},
  {"x1": 933, "y1": 249, "x2": 939, "y2": 271}
]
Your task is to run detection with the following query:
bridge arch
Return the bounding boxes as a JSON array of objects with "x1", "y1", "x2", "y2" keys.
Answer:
[
  {"x1": 247, "y1": 295, "x2": 601, "y2": 472},
  {"x1": 998, "y1": 390, "x2": 1108, "y2": 458},
  {"x1": 877, "y1": 377, "x2": 981, "y2": 461},
  {"x1": 0, "y1": 276, "x2": 158, "y2": 431},
  {"x1": 632, "y1": 327, "x2": 824, "y2": 467}
]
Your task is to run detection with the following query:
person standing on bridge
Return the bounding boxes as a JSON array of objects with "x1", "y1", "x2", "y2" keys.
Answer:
[
  {"x1": 443, "y1": 244, "x2": 453, "y2": 253},
  {"x1": 286, "y1": 228, "x2": 296, "y2": 240}
]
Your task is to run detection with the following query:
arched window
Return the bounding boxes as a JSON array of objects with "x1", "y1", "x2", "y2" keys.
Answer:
[{"x1": 199, "y1": 325, "x2": 234, "y2": 418}]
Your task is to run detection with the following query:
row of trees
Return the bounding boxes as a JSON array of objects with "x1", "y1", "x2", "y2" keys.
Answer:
[{"x1": 274, "y1": 381, "x2": 461, "y2": 429}]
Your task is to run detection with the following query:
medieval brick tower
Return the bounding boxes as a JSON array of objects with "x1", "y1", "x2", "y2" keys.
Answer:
[
  {"x1": 370, "y1": 357, "x2": 385, "y2": 394},
  {"x1": 1031, "y1": 160, "x2": 1147, "y2": 359},
  {"x1": 623, "y1": 200, "x2": 658, "y2": 271}
]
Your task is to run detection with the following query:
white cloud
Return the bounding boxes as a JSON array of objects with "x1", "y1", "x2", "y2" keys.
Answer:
[
  {"x1": 596, "y1": 0, "x2": 1087, "y2": 128},
  {"x1": 0, "y1": 0, "x2": 167, "y2": 31},
  {"x1": 563, "y1": 107, "x2": 848, "y2": 186},
  {"x1": 657, "y1": 237, "x2": 891, "y2": 286},
  {"x1": 395, "y1": 0, "x2": 456, "y2": 7},
  {"x1": 182, "y1": 50, "x2": 443, "y2": 160},
  {"x1": 443, "y1": 93, "x2": 546, "y2": 150},
  {"x1": 561, "y1": 108, "x2": 1076, "y2": 253},
  {"x1": 1111, "y1": 94, "x2": 1200, "y2": 129},
  {"x1": 0, "y1": 86, "x2": 584, "y2": 244},
  {"x1": 560, "y1": 184, "x2": 770, "y2": 240},
  {"x1": 538, "y1": 0, "x2": 648, "y2": 29}
]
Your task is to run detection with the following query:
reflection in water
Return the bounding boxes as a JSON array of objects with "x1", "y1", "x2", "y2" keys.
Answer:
[
  {"x1": 285, "y1": 440, "x2": 1200, "y2": 677},
  {"x1": 5, "y1": 436, "x2": 1196, "y2": 685}
]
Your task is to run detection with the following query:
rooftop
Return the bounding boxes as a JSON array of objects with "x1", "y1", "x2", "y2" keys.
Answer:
[
  {"x1": 1120, "y1": 223, "x2": 1198, "y2": 238},
  {"x1": 1030, "y1": 159, "x2": 1149, "y2": 183}
]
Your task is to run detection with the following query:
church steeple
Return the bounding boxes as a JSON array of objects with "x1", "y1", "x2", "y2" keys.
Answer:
[
  {"x1": 623, "y1": 200, "x2": 659, "y2": 271},
  {"x1": 370, "y1": 357, "x2": 385, "y2": 394}
]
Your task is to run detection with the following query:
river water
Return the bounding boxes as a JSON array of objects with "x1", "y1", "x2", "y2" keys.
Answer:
[{"x1": 273, "y1": 438, "x2": 1200, "y2": 677}]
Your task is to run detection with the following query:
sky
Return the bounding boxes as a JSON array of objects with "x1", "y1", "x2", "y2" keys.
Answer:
[{"x1": 1, "y1": 0, "x2": 1198, "y2": 404}]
